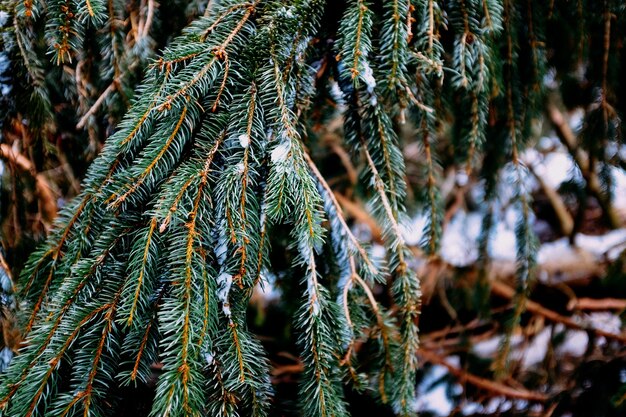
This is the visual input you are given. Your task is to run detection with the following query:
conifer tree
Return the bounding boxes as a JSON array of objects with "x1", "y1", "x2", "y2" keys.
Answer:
[{"x1": 1, "y1": 0, "x2": 626, "y2": 416}]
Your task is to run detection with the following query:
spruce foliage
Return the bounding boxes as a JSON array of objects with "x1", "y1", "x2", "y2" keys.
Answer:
[
  {"x1": 2, "y1": 1, "x2": 420, "y2": 415},
  {"x1": 1, "y1": 0, "x2": 626, "y2": 416}
]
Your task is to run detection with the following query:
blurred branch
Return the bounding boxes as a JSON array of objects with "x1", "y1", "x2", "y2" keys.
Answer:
[
  {"x1": 568, "y1": 297, "x2": 626, "y2": 312},
  {"x1": 547, "y1": 103, "x2": 621, "y2": 228},
  {"x1": 417, "y1": 349, "x2": 549, "y2": 402},
  {"x1": 0, "y1": 144, "x2": 57, "y2": 224},
  {"x1": 139, "y1": 0, "x2": 156, "y2": 40},
  {"x1": 335, "y1": 193, "x2": 382, "y2": 242},
  {"x1": 527, "y1": 163, "x2": 574, "y2": 235},
  {"x1": 491, "y1": 280, "x2": 626, "y2": 344},
  {"x1": 76, "y1": 81, "x2": 117, "y2": 130}
]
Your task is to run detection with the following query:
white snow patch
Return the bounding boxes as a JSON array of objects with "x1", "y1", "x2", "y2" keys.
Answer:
[
  {"x1": 539, "y1": 152, "x2": 580, "y2": 189},
  {"x1": 569, "y1": 108, "x2": 585, "y2": 133},
  {"x1": 557, "y1": 329, "x2": 588, "y2": 357},
  {"x1": 462, "y1": 401, "x2": 483, "y2": 415},
  {"x1": 472, "y1": 334, "x2": 524, "y2": 358},
  {"x1": 0, "y1": 11, "x2": 9, "y2": 27},
  {"x1": 371, "y1": 243, "x2": 386, "y2": 260},
  {"x1": 611, "y1": 167, "x2": 626, "y2": 215},
  {"x1": 456, "y1": 170, "x2": 469, "y2": 187},
  {"x1": 238, "y1": 133, "x2": 250, "y2": 148},
  {"x1": 215, "y1": 233, "x2": 228, "y2": 266},
  {"x1": 255, "y1": 271, "x2": 281, "y2": 304},
  {"x1": 576, "y1": 229, "x2": 626, "y2": 260},
  {"x1": 329, "y1": 80, "x2": 344, "y2": 104},
  {"x1": 411, "y1": 362, "x2": 460, "y2": 416},
  {"x1": 271, "y1": 141, "x2": 291, "y2": 163},
  {"x1": 517, "y1": 327, "x2": 551, "y2": 368},
  {"x1": 402, "y1": 214, "x2": 426, "y2": 246},
  {"x1": 538, "y1": 135, "x2": 561, "y2": 151},
  {"x1": 0, "y1": 347, "x2": 13, "y2": 372},
  {"x1": 484, "y1": 397, "x2": 508, "y2": 414},
  {"x1": 489, "y1": 221, "x2": 517, "y2": 262},
  {"x1": 259, "y1": 201, "x2": 267, "y2": 228},
  {"x1": 473, "y1": 325, "x2": 591, "y2": 369},
  {"x1": 606, "y1": 142, "x2": 619, "y2": 159},
  {"x1": 361, "y1": 61, "x2": 376, "y2": 94},
  {"x1": 543, "y1": 68, "x2": 558, "y2": 89},
  {"x1": 440, "y1": 211, "x2": 482, "y2": 267},
  {"x1": 278, "y1": 6, "x2": 294, "y2": 18},
  {"x1": 585, "y1": 312, "x2": 622, "y2": 337},
  {"x1": 216, "y1": 272, "x2": 233, "y2": 318}
]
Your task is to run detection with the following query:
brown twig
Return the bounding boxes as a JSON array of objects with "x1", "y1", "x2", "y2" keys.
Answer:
[
  {"x1": 418, "y1": 348, "x2": 549, "y2": 402},
  {"x1": 76, "y1": 82, "x2": 117, "y2": 130},
  {"x1": 568, "y1": 297, "x2": 626, "y2": 312},
  {"x1": 0, "y1": 144, "x2": 57, "y2": 223},
  {"x1": 491, "y1": 280, "x2": 626, "y2": 344},
  {"x1": 329, "y1": 141, "x2": 358, "y2": 185},
  {"x1": 138, "y1": 0, "x2": 155, "y2": 40},
  {"x1": 304, "y1": 151, "x2": 379, "y2": 275},
  {"x1": 527, "y1": 162, "x2": 574, "y2": 235},
  {"x1": 334, "y1": 193, "x2": 382, "y2": 242},
  {"x1": 547, "y1": 103, "x2": 620, "y2": 228}
]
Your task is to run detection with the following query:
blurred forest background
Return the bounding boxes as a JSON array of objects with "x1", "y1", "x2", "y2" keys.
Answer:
[{"x1": 1, "y1": 0, "x2": 626, "y2": 416}]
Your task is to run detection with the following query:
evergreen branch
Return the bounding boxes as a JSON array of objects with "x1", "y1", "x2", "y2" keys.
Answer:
[
  {"x1": 296, "y1": 252, "x2": 348, "y2": 417},
  {"x1": 47, "y1": 0, "x2": 82, "y2": 64},
  {"x1": 337, "y1": 0, "x2": 374, "y2": 87},
  {"x1": 108, "y1": 105, "x2": 190, "y2": 208},
  {"x1": 419, "y1": 115, "x2": 442, "y2": 255},
  {"x1": 23, "y1": 304, "x2": 112, "y2": 416},
  {"x1": 122, "y1": 218, "x2": 158, "y2": 326},
  {"x1": 54, "y1": 285, "x2": 124, "y2": 417},
  {"x1": 304, "y1": 151, "x2": 378, "y2": 277},
  {"x1": 153, "y1": 140, "x2": 219, "y2": 417},
  {"x1": 379, "y1": 0, "x2": 410, "y2": 107},
  {"x1": 493, "y1": 0, "x2": 538, "y2": 376},
  {"x1": 2, "y1": 254, "x2": 127, "y2": 416},
  {"x1": 0, "y1": 304, "x2": 109, "y2": 411},
  {"x1": 158, "y1": 129, "x2": 225, "y2": 232},
  {"x1": 340, "y1": 262, "x2": 394, "y2": 374},
  {"x1": 20, "y1": 195, "x2": 91, "y2": 297},
  {"x1": 362, "y1": 146, "x2": 406, "y2": 249},
  {"x1": 200, "y1": 2, "x2": 256, "y2": 42}
]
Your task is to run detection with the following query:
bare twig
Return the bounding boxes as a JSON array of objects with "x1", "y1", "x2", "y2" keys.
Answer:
[
  {"x1": 418, "y1": 348, "x2": 549, "y2": 402},
  {"x1": 334, "y1": 193, "x2": 382, "y2": 242},
  {"x1": 0, "y1": 144, "x2": 57, "y2": 223},
  {"x1": 76, "y1": 82, "x2": 117, "y2": 130},
  {"x1": 304, "y1": 151, "x2": 378, "y2": 275},
  {"x1": 139, "y1": 0, "x2": 156, "y2": 40},
  {"x1": 547, "y1": 103, "x2": 620, "y2": 228},
  {"x1": 568, "y1": 297, "x2": 626, "y2": 312},
  {"x1": 329, "y1": 141, "x2": 358, "y2": 185},
  {"x1": 527, "y1": 162, "x2": 574, "y2": 235},
  {"x1": 491, "y1": 280, "x2": 626, "y2": 344}
]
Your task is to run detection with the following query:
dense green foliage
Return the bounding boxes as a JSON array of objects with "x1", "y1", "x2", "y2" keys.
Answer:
[{"x1": 0, "y1": 0, "x2": 626, "y2": 416}]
